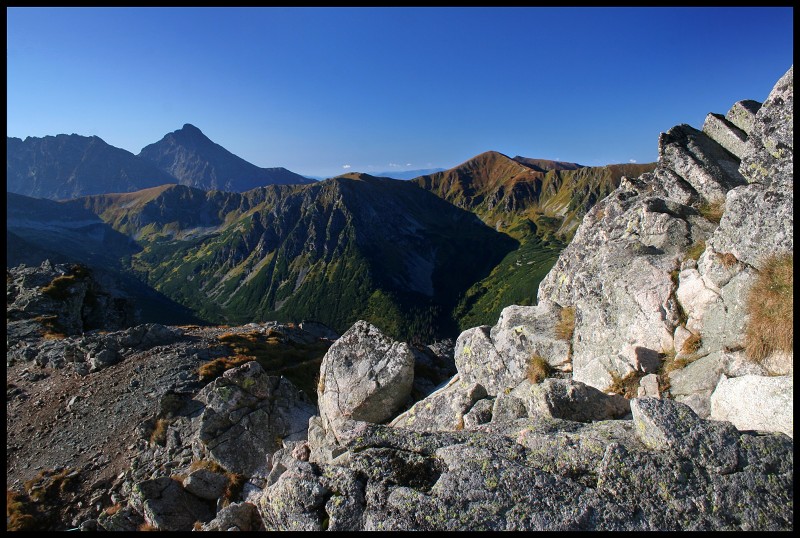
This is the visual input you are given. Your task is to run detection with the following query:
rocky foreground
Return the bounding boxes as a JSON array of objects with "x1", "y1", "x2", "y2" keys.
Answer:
[{"x1": 6, "y1": 66, "x2": 793, "y2": 531}]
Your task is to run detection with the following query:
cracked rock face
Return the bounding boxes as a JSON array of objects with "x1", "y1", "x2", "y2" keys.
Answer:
[
  {"x1": 193, "y1": 361, "x2": 316, "y2": 476},
  {"x1": 317, "y1": 320, "x2": 415, "y2": 434},
  {"x1": 268, "y1": 398, "x2": 792, "y2": 531}
]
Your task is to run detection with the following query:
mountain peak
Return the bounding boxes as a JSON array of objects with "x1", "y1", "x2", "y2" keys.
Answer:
[{"x1": 179, "y1": 123, "x2": 204, "y2": 134}]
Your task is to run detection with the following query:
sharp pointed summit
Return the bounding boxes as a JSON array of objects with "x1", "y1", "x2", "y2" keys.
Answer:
[{"x1": 138, "y1": 124, "x2": 314, "y2": 191}]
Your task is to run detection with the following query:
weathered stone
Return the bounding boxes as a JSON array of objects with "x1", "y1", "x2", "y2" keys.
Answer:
[
  {"x1": 710, "y1": 375, "x2": 793, "y2": 438},
  {"x1": 720, "y1": 350, "x2": 768, "y2": 377},
  {"x1": 257, "y1": 460, "x2": 329, "y2": 531},
  {"x1": 193, "y1": 361, "x2": 316, "y2": 476},
  {"x1": 462, "y1": 398, "x2": 494, "y2": 429},
  {"x1": 740, "y1": 65, "x2": 793, "y2": 189},
  {"x1": 725, "y1": 99, "x2": 761, "y2": 135},
  {"x1": 129, "y1": 476, "x2": 214, "y2": 531},
  {"x1": 667, "y1": 352, "x2": 724, "y2": 418},
  {"x1": 88, "y1": 349, "x2": 120, "y2": 372},
  {"x1": 702, "y1": 112, "x2": 749, "y2": 159},
  {"x1": 636, "y1": 374, "x2": 660, "y2": 399},
  {"x1": 491, "y1": 393, "x2": 528, "y2": 422},
  {"x1": 629, "y1": 398, "x2": 738, "y2": 473},
  {"x1": 182, "y1": 468, "x2": 229, "y2": 500},
  {"x1": 390, "y1": 375, "x2": 487, "y2": 432},
  {"x1": 318, "y1": 321, "x2": 415, "y2": 434},
  {"x1": 658, "y1": 124, "x2": 747, "y2": 203},
  {"x1": 200, "y1": 501, "x2": 263, "y2": 531},
  {"x1": 513, "y1": 378, "x2": 630, "y2": 422}
]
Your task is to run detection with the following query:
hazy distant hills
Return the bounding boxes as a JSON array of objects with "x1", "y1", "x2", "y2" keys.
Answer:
[
  {"x1": 138, "y1": 124, "x2": 315, "y2": 191},
  {"x1": 6, "y1": 134, "x2": 178, "y2": 200},
  {"x1": 6, "y1": 125, "x2": 313, "y2": 200}
]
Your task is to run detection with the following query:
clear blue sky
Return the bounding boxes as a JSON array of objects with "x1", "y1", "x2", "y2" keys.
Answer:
[{"x1": 6, "y1": 7, "x2": 794, "y2": 178}]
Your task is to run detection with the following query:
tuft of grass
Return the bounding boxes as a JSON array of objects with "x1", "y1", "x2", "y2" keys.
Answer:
[
  {"x1": 656, "y1": 347, "x2": 703, "y2": 393},
  {"x1": 744, "y1": 253, "x2": 793, "y2": 363},
  {"x1": 104, "y1": 503, "x2": 123, "y2": 516},
  {"x1": 554, "y1": 306, "x2": 576, "y2": 341},
  {"x1": 698, "y1": 199, "x2": 725, "y2": 224},
  {"x1": 23, "y1": 468, "x2": 77, "y2": 503},
  {"x1": 607, "y1": 371, "x2": 644, "y2": 399},
  {"x1": 40, "y1": 265, "x2": 90, "y2": 300},
  {"x1": 7, "y1": 490, "x2": 38, "y2": 531},
  {"x1": 684, "y1": 240, "x2": 706, "y2": 262},
  {"x1": 138, "y1": 523, "x2": 159, "y2": 531},
  {"x1": 526, "y1": 354, "x2": 552, "y2": 384},
  {"x1": 681, "y1": 332, "x2": 702, "y2": 355},
  {"x1": 717, "y1": 252, "x2": 739, "y2": 268},
  {"x1": 149, "y1": 418, "x2": 172, "y2": 446},
  {"x1": 197, "y1": 355, "x2": 253, "y2": 383},
  {"x1": 188, "y1": 459, "x2": 226, "y2": 475}
]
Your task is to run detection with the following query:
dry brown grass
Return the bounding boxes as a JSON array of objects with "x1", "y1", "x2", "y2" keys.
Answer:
[
  {"x1": 104, "y1": 503, "x2": 123, "y2": 516},
  {"x1": 138, "y1": 522, "x2": 159, "y2": 531},
  {"x1": 149, "y1": 418, "x2": 171, "y2": 446},
  {"x1": 698, "y1": 199, "x2": 725, "y2": 224},
  {"x1": 6, "y1": 490, "x2": 38, "y2": 531},
  {"x1": 607, "y1": 371, "x2": 644, "y2": 399},
  {"x1": 681, "y1": 332, "x2": 702, "y2": 355},
  {"x1": 23, "y1": 468, "x2": 77, "y2": 503},
  {"x1": 554, "y1": 306, "x2": 576, "y2": 341},
  {"x1": 717, "y1": 252, "x2": 739, "y2": 268},
  {"x1": 197, "y1": 354, "x2": 253, "y2": 382},
  {"x1": 526, "y1": 354, "x2": 552, "y2": 384},
  {"x1": 745, "y1": 253, "x2": 793, "y2": 362}
]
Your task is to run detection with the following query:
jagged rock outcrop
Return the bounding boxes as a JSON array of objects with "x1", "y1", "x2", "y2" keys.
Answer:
[
  {"x1": 192, "y1": 361, "x2": 316, "y2": 477},
  {"x1": 260, "y1": 398, "x2": 792, "y2": 530},
  {"x1": 317, "y1": 321, "x2": 415, "y2": 435},
  {"x1": 453, "y1": 303, "x2": 571, "y2": 396},
  {"x1": 7, "y1": 261, "x2": 136, "y2": 347},
  {"x1": 528, "y1": 65, "x2": 793, "y2": 430}
]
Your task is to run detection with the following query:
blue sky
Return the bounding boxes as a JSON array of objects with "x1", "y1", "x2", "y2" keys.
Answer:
[{"x1": 6, "y1": 7, "x2": 794, "y2": 178}]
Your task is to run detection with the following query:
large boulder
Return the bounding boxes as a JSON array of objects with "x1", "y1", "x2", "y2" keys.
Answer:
[
  {"x1": 192, "y1": 361, "x2": 316, "y2": 476},
  {"x1": 317, "y1": 321, "x2": 415, "y2": 434},
  {"x1": 710, "y1": 375, "x2": 793, "y2": 438},
  {"x1": 390, "y1": 375, "x2": 488, "y2": 432},
  {"x1": 128, "y1": 476, "x2": 214, "y2": 531},
  {"x1": 453, "y1": 303, "x2": 571, "y2": 396},
  {"x1": 511, "y1": 378, "x2": 630, "y2": 422}
]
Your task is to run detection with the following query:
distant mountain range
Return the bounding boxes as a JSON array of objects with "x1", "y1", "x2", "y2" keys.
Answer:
[
  {"x1": 6, "y1": 124, "x2": 313, "y2": 200},
  {"x1": 302, "y1": 168, "x2": 446, "y2": 182},
  {"x1": 6, "y1": 138, "x2": 655, "y2": 339}
]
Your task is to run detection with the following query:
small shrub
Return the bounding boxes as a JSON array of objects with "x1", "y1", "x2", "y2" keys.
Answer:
[
  {"x1": 526, "y1": 354, "x2": 552, "y2": 384},
  {"x1": 698, "y1": 199, "x2": 725, "y2": 224},
  {"x1": 221, "y1": 473, "x2": 247, "y2": 508},
  {"x1": 554, "y1": 306, "x2": 576, "y2": 341},
  {"x1": 607, "y1": 371, "x2": 644, "y2": 399},
  {"x1": 684, "y1": 240, "x2": 706, "y2": 262},
  {"x1": 138, "y1": 522, "x2": 159, "y2": 531},
  {"x1": 681, "y1": 332, "x2": 702, "y2": 355},
  {"x1": 744, "y1": 253, "x2": 793, "y2": 362}
]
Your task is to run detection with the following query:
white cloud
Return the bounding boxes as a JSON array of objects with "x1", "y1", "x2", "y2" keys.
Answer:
[
  {"x1": 342, "y1": 164, "x2": 351, "y2": 169},
  {"x1": 629, "y1": 159, "x2": 637, "y2": 163},
  {"x1": 388, "y1": 163, "x2": 401, "y2": 168},
  {"x1": 406, "y1": 163, "x2": 412, "y2": 167}
]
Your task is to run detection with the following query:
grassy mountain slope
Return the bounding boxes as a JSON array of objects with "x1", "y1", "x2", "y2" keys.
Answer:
[
  {"x1": 80, "y1": 175, "x2": 515, "y2": 341},
  {"x1": 413, "y1": 152, "x2": 656, "y2": 327}
]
